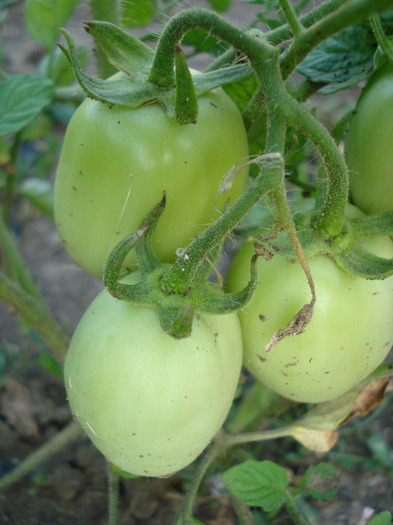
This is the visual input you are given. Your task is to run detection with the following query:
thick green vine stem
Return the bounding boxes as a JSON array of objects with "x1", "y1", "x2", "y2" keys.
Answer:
[
  {"x1": 371, "y1": 14, "x2": 393, "y2": 64},
  {"x1": 148, "y1": 7, "x2": 348, "y2": 293}
]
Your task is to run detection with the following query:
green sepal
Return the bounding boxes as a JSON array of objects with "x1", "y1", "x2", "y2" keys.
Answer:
[
  {"x1": 199, "y1": 254, "x2": 259, "y2": 314},
  {"x1": 58, "y1": 24, "x2": 251, "y2": 117},
  {"x1": 352, "y1": 210, "x2": 393, "y2": 239},
  {"x1": 83, "y1": 21, "x2": 154, "y2": 75},
  {"x1": 175, "y1": 45, "x2": 198, "y2": 124},
  {"x1": 253, "y1": 209, "x2": 393, "y2": 279},
  {"x1": 135, "y1": 192, "x2": 167, "y2": 275},
  {"x1": 335, "y1": 246, "x2": 393, "y2": 279},
  {"x1": 159, "y1": 305, "x2": 194, "y2": 339},
  {"x1": 103, "y1": 226, "x2": 150, "y2": 300}
]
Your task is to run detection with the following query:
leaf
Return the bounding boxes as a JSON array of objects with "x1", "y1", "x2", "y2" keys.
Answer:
[
  {"x1": 222, "y1": 460, "x2": 289, "y2": 512},
  {"x1": 367, "y1": 511, "x2": 393, "y2": 525},
  {"x1": 18, "y1": 178, "x2": 54, "y2": 219},
  {"x1": 38, "y1": 353, "x2": 63, "y2": 378},
  {"x1": 342, "y1": 379, "x2": 390, "y2": 424},
  {"x1": 121, "y1": 0, "x2": 156, "y2": 28},
  {"x1": 110, "y1": 463, "x2": 139, "y2": 479},
  {"x1": 25, "y1": 0, "x2": 81, "y2": 49},
  {"x1": 300, "y1": 463, "x2": 341, "y2": 501},
  {"x1": 207, "y1": 0, "x2": 231, "y2": 12},
  {"x1": 297, "y1": 24, "x2": 376, "y2": 94},
  {"x1": 0, "y1": 75, "x2": 54, "y2": 137},
  {"x1": 290, "y1": 427, "x2": 339, "y2": 453}
]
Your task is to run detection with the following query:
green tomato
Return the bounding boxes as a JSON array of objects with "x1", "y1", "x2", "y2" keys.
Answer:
[
  {"x1": 345, "y1": 63, "x2": 393, "y2": 214},
  {"x1": 226, "y1": 209, "x2": 393, "y2": 403},
  {"x1": 54, "y1": 83, "x2": 249, "y2": 279},
  {"x1": 64, "y1": 273, "x2": 243, "y2": 477}
]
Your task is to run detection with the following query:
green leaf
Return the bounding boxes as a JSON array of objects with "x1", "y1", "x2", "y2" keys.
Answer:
[
  {"x1": 121, "y1": 0, "x2": 156, "y2": 28},
  {"x1": 38, "y1": 353, "x2": 63, "y2": 377},
  {"x1": 25, "y1": 0, "x2": 81, "y2": 49},
  {"x1": 368, "y1": 511, "x2": 393, "y2": 525},
  {"x1": 297, "y1": 24, "x2": 376, "y2": 94},
  {"x1": 0, "y1": 75, "x2": 54, "y2": 137},
  {"x1": 110, "y1": 463, "x2": 139, "y2": 479},
  {"x1": 222, "y1": 460, "x2": 289, "y2": 512},
  {"x1": 300, "y1": 463, "x2": 341, "y2": 501},
  {"x1": 18, "y1": 178, "x2": 54, "y2": 219},
  {"x1": 207, "y1": 0, "x2": 231, "y2": 13}
]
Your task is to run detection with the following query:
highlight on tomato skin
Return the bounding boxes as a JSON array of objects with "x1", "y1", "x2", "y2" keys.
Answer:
[
  {"x1": 226, "y1": 207, "x2": 393, "y2": 404},
  {"x1": 54, "y1": 77, "x2": 250, "y2": 280},
  {"x1": 345, "y1": 63, "x2": 393, "y2": 215},
  {"x1": 64, "y1": 273, "x2": 243, "y2": 478}
]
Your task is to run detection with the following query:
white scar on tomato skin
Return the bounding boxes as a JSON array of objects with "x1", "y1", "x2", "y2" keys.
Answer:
[
  {"x1": 108, "y1": 173, "x2": 134, "y2": 256},
  {"x1": 85, "y1": 421, "x2": 98, "y2": 437}
]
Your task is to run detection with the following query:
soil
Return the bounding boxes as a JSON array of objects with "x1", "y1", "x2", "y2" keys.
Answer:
[{"x1": 1, "y1": 1, "x2": 393, "y2": 524}]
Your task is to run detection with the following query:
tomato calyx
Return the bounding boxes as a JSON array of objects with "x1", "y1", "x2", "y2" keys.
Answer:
[
  {"x1": 248, "y1": 207, "x2": 393, "y2": 280},
  {"x1": 58, "y1": 21, "x2": 251, "y2": 123},
  {"x1": 103, "y1": 196, "x2": 258, "y2": 339}
]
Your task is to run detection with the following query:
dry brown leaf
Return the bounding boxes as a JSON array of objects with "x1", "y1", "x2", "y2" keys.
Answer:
[{"x1": 340, "y1": 379, "x2": 390, "y2": 426}]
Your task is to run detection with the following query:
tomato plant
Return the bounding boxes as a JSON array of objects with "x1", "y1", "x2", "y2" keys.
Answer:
[
  {"x1": 54, "y1": 83, "x2": 249, "y2": 279},
  {"x1": 226, "y1": 206, "x2": 393, "y2": 404},
  {"x1": 345, "y1": 63, "x2": 393, "y2": 214},
  {"x1": 64, "y1": 272, "x2": 243, "y2": 477}
]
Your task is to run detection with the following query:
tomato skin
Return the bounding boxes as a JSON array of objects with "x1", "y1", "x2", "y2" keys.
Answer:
[
  {"x1": 226, "y1": 213, "x2": 393, "y2": 403},
  {"x1": 54, "y1": 85, "x2": 249, "y2": 278},
  {"x1": 345, "y1": 63, "x2": 393, "y2": 214},
  {"x1": 64, "y1": 274, "x2": 243, "y2": 477}
]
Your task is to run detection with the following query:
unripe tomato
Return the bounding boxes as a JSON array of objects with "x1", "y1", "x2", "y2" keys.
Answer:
[
  {"x1": 64, "y1": 273, "x2": 243, "y2": 477},
  {"x1": 226, "y1": 209, "x2": 393, "y2": 403},
  {"x1": 345, "y1": 63, "x2": 393, "y2": 214},
  {"x1": 54, "y1": 83, "x2": 249, "y2": 279}
]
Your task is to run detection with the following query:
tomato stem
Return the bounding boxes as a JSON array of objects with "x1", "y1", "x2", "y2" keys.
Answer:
[{"x1": 278, "y1": 0, "x2": 305, "y2": 38}]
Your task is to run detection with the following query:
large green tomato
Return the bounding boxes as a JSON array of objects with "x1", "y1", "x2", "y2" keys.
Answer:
[
  {"x1": 226, "y1": 210, "x2": 393, "y2": 403},
  {"x1": 345, "y1": 63, "x2": 393, "y2": 214},
  {"x1": 64, "y1": 273, "x2": 243, "y2": 477},
  {"x1": 54, "y1": 85, "x2": 249, "y2": 279}
]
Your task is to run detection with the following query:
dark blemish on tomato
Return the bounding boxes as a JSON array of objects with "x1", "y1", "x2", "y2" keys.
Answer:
[
  {"x1": 118, "y1": 121, "x2": 120, "y2": 124},
  {"x1": 139, "y1": 454, "x2": 144, "y2": 458},
  {"x1": 309, "y1": 357, "x2": 313, "y2": 363},
  {"x1": 285, "y1": 361, "x2": 298, "y2": 368},
  {"x1": 280, "y1": 371, "x2": 288, "y2": 377},
  {"x1": 72, "y1": 186, "x2": 77, "y2": 191},
  {"x1": 79, "y1": 171, "x2": 83, "y2": 176},
  {"x1": 80, "y1": 143, "x2": 84, "y2": 147},
  {"x1": 259, "y1": 314, "x2": 266, "y2": 321},
  {"x1": 257, "y1": 355, "x2": 266, "y2": 362}
]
